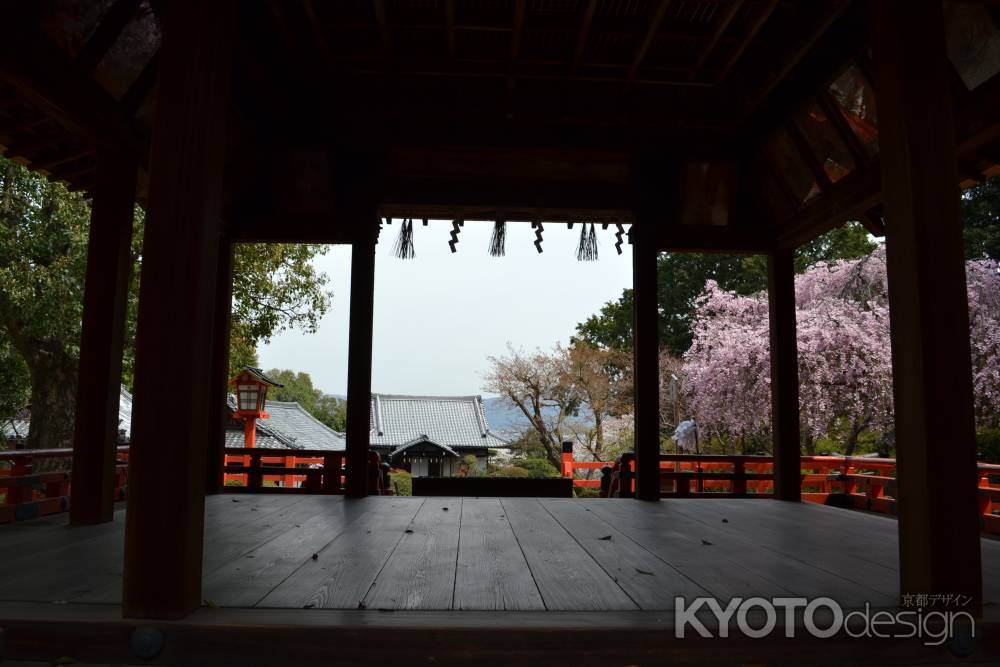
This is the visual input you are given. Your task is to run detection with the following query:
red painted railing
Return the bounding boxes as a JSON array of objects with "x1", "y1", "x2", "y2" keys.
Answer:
[
  {"x1": 0, "y1": 446, "x2": 129, "y2": 523},
  {"x1": 562, "y1": 450, "x2": 1000, "y2": 534},
  {"x1": 222, "y1": 448, "x2": 346, "y2": 493}
]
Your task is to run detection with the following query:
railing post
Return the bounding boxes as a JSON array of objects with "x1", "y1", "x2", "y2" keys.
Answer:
[
  {"x1": 733, "y1": 460, "x2": 747, "y2": 497},
  {"x1": 561, "y1": 441, "x2": 574, "y2": 478}
]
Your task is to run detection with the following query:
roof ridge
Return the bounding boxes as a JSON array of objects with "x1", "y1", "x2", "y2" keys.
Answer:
[{"x1": 372, "y1": 393, "x2": 484, "y2": 401}]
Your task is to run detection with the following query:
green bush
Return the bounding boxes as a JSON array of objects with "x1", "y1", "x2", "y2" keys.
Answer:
[
  {"x1": 574, "y1": 486, "x2": 600, "y2": 498},
  {"x1": 390, "y1": 469, "x2": 412, "y2": 496},
  {"x1": 514, "y1": 456, "x2": 560, "y2": 478},
  {"x1": 495, "y1": 465, "x2": 531, "y2": 478},
  {"x1": 978, "y1": 428, "x2": 1000, "y2": 464}
]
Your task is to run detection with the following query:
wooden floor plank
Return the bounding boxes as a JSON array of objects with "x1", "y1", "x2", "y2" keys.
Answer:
[
  {"x1": 363, "y1": 498, "x2": 463, "y2": 610},
  {"x1": 72, "y1": 494, "x2": 321, "y2": 604},
  {"x1": 453, "y1": 498, "x2": 545, "y2": 611},
  {"x1": 258, "y1": 497, "x2": 425, "y2": 609},
  {"x1": 585, "y1": 499, "x2": 890, "y2": 605},
  {"x1": 203, "y1": 496, "x2": 372, "y2": 607},
  {"x1": 500, "y1": 497, "x2": 637, "y2": 611},
  {"x1": 540, "y1": 498, "x2": 710, "y2": 609},
  {"x1": 658, "y1": 499, "x2": 899, "y2": 606}
]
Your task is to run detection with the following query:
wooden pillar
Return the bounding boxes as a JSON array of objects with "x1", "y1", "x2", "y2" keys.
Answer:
[
  {"x1": 205, "y1": 240, "x2": 234, "y2": 495},
  {"x1": 767, "y1": 249, "x2": 801, "y2": 501},
  {"x1": 345, "y1": 232, "x2": 376, "y2": 497},
  {"x1": 871, "y1": 0, "x2": 982, "y2": 610},
  {"x1": 122, "y1": 0, "x2": 236, "y2": 619},
  {"x1": 69, "y1": 140, "x2": 137, "y2": 525},
  {"x1": 632, "y1": 218, "x2": 661, "y2": 501}
]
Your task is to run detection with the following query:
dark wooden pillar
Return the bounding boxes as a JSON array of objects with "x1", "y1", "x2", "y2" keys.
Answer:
[
  {"x1": 205, "y1": 239, "x2": 234, "y2": 495},
  {"x1": 871, "y1": 0, "x2": 982, "y2": 611},
  {"x1": 123, "y1": 0, "x2": 236, "y2": 619},
  {"x1": 632, "y1": 219, "x2": 661, "y2": 501},
  {"x1": 767, "y1": 249, "x2": 801, "y2": 501},
  {"x1": 345, "y1": 231, "x2": 376, "y2": 498},
  {"x1": 69, "y1": 140, "x2": 137, "y2": 525}
]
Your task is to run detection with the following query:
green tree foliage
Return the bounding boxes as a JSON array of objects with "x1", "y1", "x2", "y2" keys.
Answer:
[
  {"x1": 574, "y1": 222, "x2": 877, "y2": 355},
  {"x1": 0, "y1": 156, "x2": 334, "y2": 448},
  {"x1": 961, "y1": 176, "x2": 1000, "y2": 260},
  {"x1": 263, "y1": 368, "x2": 346, "y2": 431},
  {"x1": 0, "y1": 159, "x2": 92, "y2": 449}
]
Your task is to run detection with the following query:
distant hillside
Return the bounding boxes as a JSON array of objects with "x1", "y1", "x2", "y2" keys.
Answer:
[
  {"x1": 482, "y1": 396, "x2": 593, "y2": 440},
  {"x1": 482, "y1": 397, "x2": 532, "y2": 438}
]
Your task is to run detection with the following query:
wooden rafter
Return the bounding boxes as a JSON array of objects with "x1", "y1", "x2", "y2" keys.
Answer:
[
  {"x1": 511, "y1": 0, "x2": 526, "y2": 63},
  {"x1": 816, "y1": 88, "x2": 870, "y2": 169},
  {"x1": 741, "y1": 1, "x2": 848, "y2": 121},
  {"x1": 373, "y1": 0, "x2": 392, "y2": 69},
  {"x1": 628, "y1": 0, "x2": 673, "y2": 82},
  {"x1": 690, "y1": 0, "x2": 743, "y2": 80},
  {"x1": 571, "y1": 0, "x2": 598, "y2": 76},
  {"x1": 122, "y1": 51, "x2": 159, "y2": 115},
  {"x1": 715, "y1": 0, "x2": 777, "y2": 83},
  {"x1": 785, "y1": 120, "x2": 832, "y2": 194},
  {"x1": 445, "y1": 0, "x2": 456, "y2": 62},
  {"x1": 302, "y1": 0, "x2": 333, "y2": 65},
  {"x1": 32, "y1": 147, "x2": 96, "y2": 173},
  {"x1": 75, "y1": 0, "x2": 144, "y2": 74}
]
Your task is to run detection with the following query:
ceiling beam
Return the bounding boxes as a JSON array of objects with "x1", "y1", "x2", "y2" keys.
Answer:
[
  {"x1": 715, "y1": 0, "x2": 777, "y2": 83},
  {"x1": 373, "y1": 0, "x2": 392, "y2": 69},
  {"x1": 511, "y1": 0, "x2": 526, "y2": 63},
  {"x1": 690, "y1": 0, "x2": 743, "y2": 81},
  {"x1": 122, "y1": 51, "x2": 159, "y2": 115},
  {"x1": 303, "y1": 0, "x2": 333, "y2": 65},
  {"x1": 740, "y1": 1, "x2": 848, "y2": 122},
  {"x1": 628, "y1": 0, "x2": 673, "y2": 81},
  {"x1": 0, "y1": 21, "x2": 138, "y2": 145},
  {"x1": 776, "y1": 163, "x2": 881, "y2": 249},
  {"x1": 571, "y1": 0, "x2": 598, "y2": 76},
  {"x1": 445, "y1": 0, "x2": 456, "y2": 62},
  {"x1": 658, "y1": 222, "x2": 774, "y2": 254},
  {"x1": 75, "y1": 0, "x2": 144, "y2": 74}
]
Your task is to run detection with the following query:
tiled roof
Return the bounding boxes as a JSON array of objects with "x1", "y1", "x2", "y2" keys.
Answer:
[
  {"x1": 224, "y1": 398, "x2": 345, "y2": 451},
  {"x1": 2, "y1": 387, "x2": 132, "y2": 443},
  {"x1": 369, "y1": 394, "x2": 510, "y2": 450},
  {"x1": 390, "y1": 436, "x2": 461, "y2": 459}
]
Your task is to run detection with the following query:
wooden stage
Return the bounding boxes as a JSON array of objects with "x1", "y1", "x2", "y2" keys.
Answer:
[{"x1": 2, "y1": 496, "x2": 1000, "y2": 664}]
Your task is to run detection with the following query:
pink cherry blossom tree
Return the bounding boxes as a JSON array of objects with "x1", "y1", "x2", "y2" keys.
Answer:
[{"x1": 682, "y1": 245, "x2": 999, "y2": 453}]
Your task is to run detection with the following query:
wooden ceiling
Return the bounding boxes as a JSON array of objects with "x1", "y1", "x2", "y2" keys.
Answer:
[
  {"x1": 1, "y1": 1, "x2": 1000, "y2": 251},
  {"x1": 236, "y1": 0, "x2": 858, "y2": 148}
]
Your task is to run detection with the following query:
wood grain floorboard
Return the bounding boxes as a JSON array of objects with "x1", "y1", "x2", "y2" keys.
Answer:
[
  {"x1": 453, "y1": 497, "x2": 545, "y2": 611},
  {"x1": 660, "y1": 499, "x2": 902, "y2": 599},
  {"x1": 500, "y1": 497, "x2": 637, "y2": 611},
  {"x1": 585, "y1": 499, "x2": 838, "y2": 602},
  {"x1": 203, "y1": 496, "x2": 371, "y2": 607},
  {"x1": 540, "y1": 498, "x2": 711, "y2": 609},
  {"x1": 363, "y1": 498, "x2": 463, "y2": 610},
  {"x1": 258, "y1": 497, "x2": 425, "y2": 609}
]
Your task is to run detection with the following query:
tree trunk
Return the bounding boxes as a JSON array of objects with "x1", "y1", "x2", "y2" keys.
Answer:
[
  {"x1": 594, "y1": 412, "x2": 604, "y2": 461},
  {"x1": 802, "y1": 433, "x2": 816, "y2": 456},
  {"x1": 24, "y1": 342, "x2": 78, "y2": 451},
  {"x1": 843, "y1": 419, "x2": 865, "y2": 457}
]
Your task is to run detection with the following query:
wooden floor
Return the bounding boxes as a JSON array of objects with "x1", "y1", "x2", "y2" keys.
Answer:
[{"x1": 2, "y1": 495, "x2": 1000, "y2": 611}]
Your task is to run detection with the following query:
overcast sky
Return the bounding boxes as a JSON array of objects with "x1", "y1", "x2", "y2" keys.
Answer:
[{"x1": 257, "y1": 219, "x2": 633, "y2": 397}]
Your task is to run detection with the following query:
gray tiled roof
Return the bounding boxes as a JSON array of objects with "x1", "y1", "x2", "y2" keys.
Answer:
[
  {"x1": 369, "y1": 394, "x2": 510, "y2": 450},
  {"x1": 225, "y1": 398, "x2": 345, "y2": 451},
  {"x1": 2, "y1": 386, "x2": 132, "y2": 443}
]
